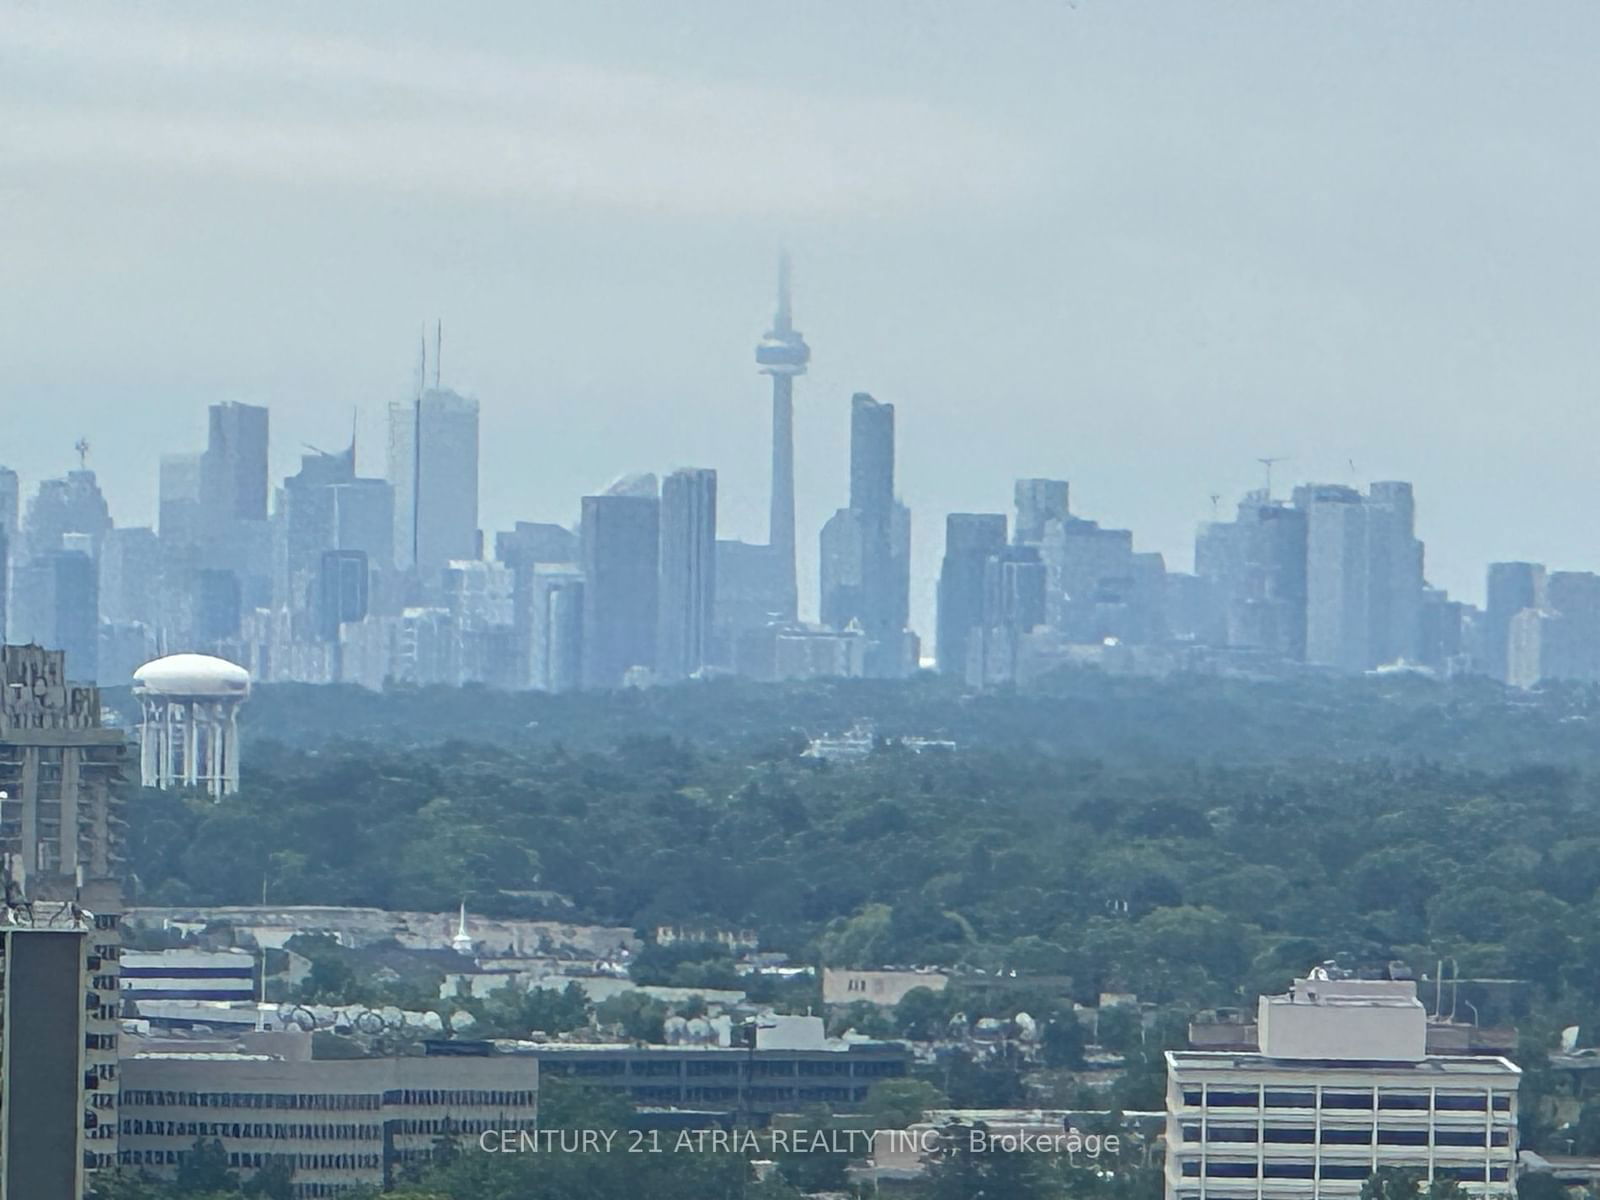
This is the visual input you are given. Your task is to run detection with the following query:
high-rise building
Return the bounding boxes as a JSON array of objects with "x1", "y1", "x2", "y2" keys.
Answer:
[
  {"x1": 0, "y1": 924, "x2": 92, "y2": 1199},
  {"x1": 1298, "y1": 482, "x2": 1424, "y2": 672},
  {"x1": 528, "y1": 564, "x2": 585, "y2": 692},
  {"x1": 819, "y1": 394, "x2": 912, "y2": 676},
  {"x1": 1013, "y1": 479, "x2": 1069, "y2": 545},
  {"x1": 936, "y1": 514, "x2": 1007, "y2": 675},
  {"x1": 24, "y1": 469, "x2": 112, "y2": 561},
  {"x1": 388, "y1": 387, "x2": 480, "y2": 580},
  {"x1": 755, "y1": 254, "x2": 811, "y2": 623},
  {"x1": 968, "y1": 545, "x2": 1048, "y2": 687},
  {"x1": 1039, "y1": 514, "x2": 1165, "y2": 646},
  {"x1": 201, "y1": 401, "x2": 269, "y2": 526},
  {"x1": 316, "y1": 549, "x2": 370, "y2": 643},
  {"x1": 1299, "y1": 484, "x2": 1370, "y2": 672},
  {"x1": 11, "y1": 549, "x2": 99, "y2": 682},
  {"x1": 158, "y1": 454, "x2": 204, "y2": 547},
  {"x1": 0, "y1": 645, "x2": 127, "y2": 1191},
  {"x1": 1194, "y1": 492, "x2": 1309, "y2": 660},
  {"x1": 282, "y1": 444, "x2": 394, "y2": 614},
  {"x1": 0, "y1": 468, "x2": 18, "y2": 544},
  {"x1": 657, "y1": 468, "x2": 717, "y2": 682},
  {"x1": 1484, "y1": 562, "x2": 1546, "y2": 683},
  {"x1": 101, "y1": 527, "x2": 161, "y2": 629},
  {"x1": 580, "y1": 476, "x2": 660, "y2": 689},
  {"x1": 1366, "y1": 481, "x2": 1424, "y2": 667},
  {"x1": 496, "y1": 523, "x2": 580, "y2": 688},
  {"x1": 1165, "y1": 975, "x2": 1518, "y2": 1200}
]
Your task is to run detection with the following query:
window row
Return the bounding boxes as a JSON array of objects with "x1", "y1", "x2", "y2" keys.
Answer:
[
  {"x1": 1183, "y1": 1088, "x2": 1511, "y2": 1112},
  {"x1": 1183, "y1": 1124, "x2": 1512, "y2": 1147},
  {"x1": 1179, "y1": 1160, "x2": 1510, "y2": 1182}
]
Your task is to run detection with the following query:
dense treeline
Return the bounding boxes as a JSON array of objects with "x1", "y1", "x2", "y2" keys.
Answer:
[
  {"x1": 130, "y1": 671, "x2": 1600, "y2": 1032},
  {"x1": 104, "y1": 666, "x2": 1600, "y2": 767}
]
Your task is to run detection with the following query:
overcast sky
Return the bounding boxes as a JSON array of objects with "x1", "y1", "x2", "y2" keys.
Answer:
[{"x1": 6, "y1": 2, "x2": 1600, "y2": 634}]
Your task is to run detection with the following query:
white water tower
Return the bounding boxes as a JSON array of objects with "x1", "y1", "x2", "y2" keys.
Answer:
[{"x1": 133, "y1": 654, "x2": 251, "y2": 798}]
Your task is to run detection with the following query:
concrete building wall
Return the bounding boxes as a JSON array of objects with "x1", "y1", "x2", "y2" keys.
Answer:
[{"x1": 120, "y1": 1053, "x2": 537, "y2": 1199}]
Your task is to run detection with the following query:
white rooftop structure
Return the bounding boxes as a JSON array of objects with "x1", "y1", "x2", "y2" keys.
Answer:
[
  {"x1": 1258, "y1": 973, "x2": 1427, "y2": 1063},
  {"x1": 132, "y1": 653, "x2": 251, "y2": 698},
  {"x1": 1165, "y1": 976, "x2": 1519, "y2": 1200},
  {"x1": 134, "y1": 654, "x2": 251, "y2": 798}
]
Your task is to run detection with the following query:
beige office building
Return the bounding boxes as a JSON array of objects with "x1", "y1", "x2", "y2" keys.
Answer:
[{"x1": 120, "y1": 1052, "x2": 537, "y2": 1198}]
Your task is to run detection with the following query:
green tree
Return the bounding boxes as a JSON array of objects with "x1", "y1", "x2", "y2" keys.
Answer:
[{"x1": 865, "y1": 1077, "x2": 949, "y2": 1129}]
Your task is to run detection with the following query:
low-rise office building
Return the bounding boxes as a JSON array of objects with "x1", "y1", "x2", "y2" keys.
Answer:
[
  {"x1": 119, "y1": 1049, "x2": 537, "y2": 1199},
  {"x1": 1165, "y1": 975, "x2": 1519, "y2": 1199},
  {"x1": 524, "y1": 1036, "x2": 909, "y2": 1118}
]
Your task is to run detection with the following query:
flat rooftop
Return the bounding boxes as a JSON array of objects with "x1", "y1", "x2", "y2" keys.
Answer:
[{"x1": 1168, "y1": 1050, "x2": 1519, "y2": 1076}]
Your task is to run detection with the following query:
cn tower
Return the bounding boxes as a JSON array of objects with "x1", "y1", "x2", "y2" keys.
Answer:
[{"x1": 755, "y1": 253, "x2": 810, "y2": 621}]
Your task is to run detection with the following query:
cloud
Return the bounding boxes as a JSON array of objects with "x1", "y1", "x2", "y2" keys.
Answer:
[{"x1": 3, "y1": 8, "x2": 1036, "y2": 220}]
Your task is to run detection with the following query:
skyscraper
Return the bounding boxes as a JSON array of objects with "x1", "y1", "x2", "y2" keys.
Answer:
[
  {"x1": 528, "y1": 565, "x2": 585, "y2": 693},
  {"x1": 282, "y1": 443, "x2": 394, "y2": 613},
  {"x1": 819, "y1": 393, "x2": 913, "y2": 676},
  {"x1": 1366, "y1": 481, "x2": 1424, "y2": 667},
  {"x1": 1300, "y1": 484, "x2": 1370, "y2": 672},
  {"x1": 388, "y1": 387, "x2": 480, "y2": 581},
  {"x1": 1484, "y1": 561, "x2": 1546, "y2": 683},
  {"x1": 24, "y1": 469, "x2": 111, "y2": 560},
  {"x1": 11, "y1": 550, "x2": 99, "y2": 682},
  {"x1": 1298, "y1": 481, "x2": 1425, "y2": 672},
  {"x1": 1194, "y1": 491, "x2": 1309, "y2": 660},
  {"x1": 936, "y1": 513, "x2": 1008, "y2": 675},
  {"x1": 201, "y1": 401, "x2": 269, "y2": 525},
  {"x1": 580, "y1": 475, "x2": 660, "y2": 688},
  {"x1": 754, "y1": 254, "x2": 810, "y2": 623},
  {"x1": 1013, "y1": 479, "x2": 1069, "y2": 545},
  {"x1": 657, "y1": 469, "x2": 717, "y2": 682}
]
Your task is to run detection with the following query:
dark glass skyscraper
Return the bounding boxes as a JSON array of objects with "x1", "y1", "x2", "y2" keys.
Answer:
[{"x1": 820, "y1": 393, "x2": 912, "y2": 676}]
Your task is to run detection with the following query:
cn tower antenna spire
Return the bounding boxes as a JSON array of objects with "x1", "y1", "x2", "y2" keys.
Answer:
[{"x1": 775, "y1": 250, "x2": 793, "y2": 336}]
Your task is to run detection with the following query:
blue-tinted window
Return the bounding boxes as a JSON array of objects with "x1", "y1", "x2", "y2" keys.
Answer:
[
  {"x1": 1208, "y1": 1090, "x2": 1259, "y2": 1107},
  {"x1": 1323, "y1": 1090, "x2": 1373, "y2": 1109},
  {"x1": 1377, "y1": 1128, "x2": 1428, "y2": 1146},
  {"x1": 1206, "y1": 1162, "x2": 1259, "y2": 1178},
  {"x1": 1436, "y1": 1094, "x2": 1487, "y2": 1111},
  {"x1": 1209, "y1": 1127, "x2": 1259, "y2": 1143},
  {"x1": 1263, "y1": 1127, "x2": 1315, "y2": 1144},
  {"x1": 1264, "y1": 1090, "x2": 1315, "y2": 1108},
  {"x1": 1378, "y1": 1092, "x2": 1429, "y2": 1110}
]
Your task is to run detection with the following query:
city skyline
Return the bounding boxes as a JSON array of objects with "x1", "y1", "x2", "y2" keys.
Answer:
[{"x1": 13, "y1": 3, "x2": 1600, "y2": 640}]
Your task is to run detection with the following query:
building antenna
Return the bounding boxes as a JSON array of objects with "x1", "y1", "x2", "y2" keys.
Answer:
[
  {"x1": 1209, "y1": 492, "x2": 1221, "y2": 518},
  {"x1": 435, "y1": 319, "x2": 442, "y2": 390},
  {"x1": 1256, "y1": 455, "x2": 1286, "y2": 499},
  {"x1": 74, "y1": 438, "x2": 90, "y2": 470}
]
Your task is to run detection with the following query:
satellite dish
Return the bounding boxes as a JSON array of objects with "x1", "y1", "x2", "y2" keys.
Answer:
[
  {"x1": 449, "y1": 1010, "x2": 477, "y2": 1033},
  {"x1": 354, "y1": 1010, "x2": 386, "y2": 1035}
]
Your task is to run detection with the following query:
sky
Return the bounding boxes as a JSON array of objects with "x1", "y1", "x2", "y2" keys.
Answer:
[{"x1": 6, "y1": 1, "x2": 1600, "y2": 637}]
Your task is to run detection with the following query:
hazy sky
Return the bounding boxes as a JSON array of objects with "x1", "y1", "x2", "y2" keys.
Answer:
[{"x1": 7, "y1": 2, "x2": 1600, "y2": 635}]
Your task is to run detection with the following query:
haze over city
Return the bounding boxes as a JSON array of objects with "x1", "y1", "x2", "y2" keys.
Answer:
[{"x1": 10, "y1": 1, "x2": 1600, "y2": 638}]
